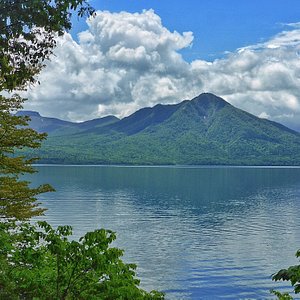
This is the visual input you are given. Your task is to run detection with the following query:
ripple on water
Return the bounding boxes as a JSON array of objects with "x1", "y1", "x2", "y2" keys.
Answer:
[{"x1": 30, "y1": 166, "x2": 300, "y2": 299}]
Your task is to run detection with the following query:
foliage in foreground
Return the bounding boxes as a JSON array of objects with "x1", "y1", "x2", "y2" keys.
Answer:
[
  {"x1": 271, "y1": 249, "x2": 300, "y2": 299},
  {"x1": 0, "y1": 95, "x2": 54, "y2": 219},
  {"x1": 0, "y1": 0, "x2": 94, "y2": 220},
  {"x1": 0, "y1": 221, "x2": 164, "y2": 299},
  {"x1": 0, "y1": 2, "x2": 164, "y2": 298}
]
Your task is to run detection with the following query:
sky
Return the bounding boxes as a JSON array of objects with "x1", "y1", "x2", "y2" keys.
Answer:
[{"x1": 24, "y1": 0, "x2": 300, "y2": 131}]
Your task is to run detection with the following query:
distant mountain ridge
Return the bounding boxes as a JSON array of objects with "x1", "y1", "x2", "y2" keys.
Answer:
[
  {"x1": 16, "y1": 110, "x2": 119, "y2": 135},
  {"x1": 21, "y1": 93, "x2": 300, "y2": 165}
]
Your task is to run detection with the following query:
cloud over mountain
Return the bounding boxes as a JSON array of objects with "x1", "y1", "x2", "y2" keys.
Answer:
[{"x1": 24, "y1": 10, "x2": 300, "y2": 131}]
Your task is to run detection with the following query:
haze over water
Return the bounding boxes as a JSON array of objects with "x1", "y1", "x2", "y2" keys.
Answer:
[{"x1": 29, "y1": 166, "x2": 300, "y2": 299}]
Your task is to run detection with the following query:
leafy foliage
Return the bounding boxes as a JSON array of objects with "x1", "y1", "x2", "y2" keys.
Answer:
[
  {"x1": 271, "y1": 249, "x2": 300, "y2": 299},
  {"x1": 0, "y1": 4, "x2": 164, "y2": 299},
  {"x1": 0, "y1": 0, "x2": 94, "y2": 219},
  {"x1": 0, "y1": 0, "x2": 94, "y2": 91},
  {"x1": 0, "y1": 221, "x2": 164, "y2": 299},
  {"x1": 0, "y1": 95, "x2": 54, "y2": 219},
  {"x1": 271, "y1": 290, "x2": 294, "y2": 300}
]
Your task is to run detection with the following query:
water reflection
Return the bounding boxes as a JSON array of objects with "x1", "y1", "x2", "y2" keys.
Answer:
[{"x1": 28, "y1": 166, "x2": 300, "y2": 299}]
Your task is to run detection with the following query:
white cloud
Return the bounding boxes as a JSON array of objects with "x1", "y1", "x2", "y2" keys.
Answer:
[{"x1": 24, "y1": 9, "x2": 300, "y2": 131}]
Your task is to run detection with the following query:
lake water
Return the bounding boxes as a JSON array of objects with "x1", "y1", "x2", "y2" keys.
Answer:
[{"x1": 29, "y1": 166, "x2": 300, "y2": 299}]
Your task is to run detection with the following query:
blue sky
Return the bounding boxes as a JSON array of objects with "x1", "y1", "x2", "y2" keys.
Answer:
[
  {"x1": 25, "y1": 1, "x2": 300, "y2": 131},
  {"x1": 71, "y1": 0, "x2": 300, "y2": 61}
]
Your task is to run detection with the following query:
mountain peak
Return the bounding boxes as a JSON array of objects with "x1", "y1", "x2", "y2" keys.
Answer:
[
  {"x1": 192, "y1": 93, "x2": 229, "y2": 105},
  {"x1": 21, "y1": 93, "x2": 300, "y2": 165},
  {"x1": 183, "y1": 93, "x2": 229, "y2": 116}
]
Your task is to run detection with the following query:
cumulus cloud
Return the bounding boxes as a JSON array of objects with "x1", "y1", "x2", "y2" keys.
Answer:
[{"x1": 24, "y1": 10, "x2": 300, "y2": 131}]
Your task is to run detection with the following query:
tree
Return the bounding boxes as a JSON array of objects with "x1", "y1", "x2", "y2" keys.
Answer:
[
  {"x1": 0, "y1": 221, "x2": 164, "y2": 299},
  {"x1": 271, "y1": 249, "x2": 300, "y2": 300},
  {"x1": 0, "y1": 0, "x2": 94, "y2": 220},
  {"x1": 0, "y1": 1, "x2": 164, "y2": 298},
  {"x1": 0, "y1": 0, "x2": 94, "y2": 91},
  {"x1": 0, "y1": 94, "x2": 54, "y2": 219}
]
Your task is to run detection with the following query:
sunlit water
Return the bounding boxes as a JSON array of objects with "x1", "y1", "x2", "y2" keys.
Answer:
[{"x1": 28, "y1": 166, "x2": 300, "y2": 299}]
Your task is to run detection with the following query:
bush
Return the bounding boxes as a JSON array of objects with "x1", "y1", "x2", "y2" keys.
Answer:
[{"x1": 0, "y1": 221, "x2": 164, "y2": 299}]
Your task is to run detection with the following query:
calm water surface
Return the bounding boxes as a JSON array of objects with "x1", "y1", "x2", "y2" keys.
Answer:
[{"x1": 29, "y1": 166, "x2": 300, "y2": 299}]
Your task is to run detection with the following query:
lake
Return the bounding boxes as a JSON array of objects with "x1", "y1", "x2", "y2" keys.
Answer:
[{"x1": 29, "y1": 166, "x2": 300, "y2": 299}]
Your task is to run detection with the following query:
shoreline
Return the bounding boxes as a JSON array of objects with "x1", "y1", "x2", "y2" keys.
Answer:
[{"x1": 33, "y1": 164, "x2": 300, "y2": 169}]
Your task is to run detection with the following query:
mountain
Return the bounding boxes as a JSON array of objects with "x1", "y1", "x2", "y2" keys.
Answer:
[
  {"x1": 22, "y1": 93, "x2": 300, "y2": 165},
  {"x1": 16, "y1": 111, "x2": 119, "y2": 135},
  {"x1": 17, "y1": 111, "x2": 77, "y2": 134}
]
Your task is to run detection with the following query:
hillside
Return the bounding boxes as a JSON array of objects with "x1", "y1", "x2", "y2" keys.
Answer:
[
  {"x1": 22, "y1": 93, "x2": 300, "y2": 165},
  {"x1": 17, "y1": 111, "x2": 119, "y2": 135}
]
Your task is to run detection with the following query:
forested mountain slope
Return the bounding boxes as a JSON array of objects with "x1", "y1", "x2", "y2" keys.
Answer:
[{"x1": 22, "y1": 93, "x2": 300, "y2": 165}]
